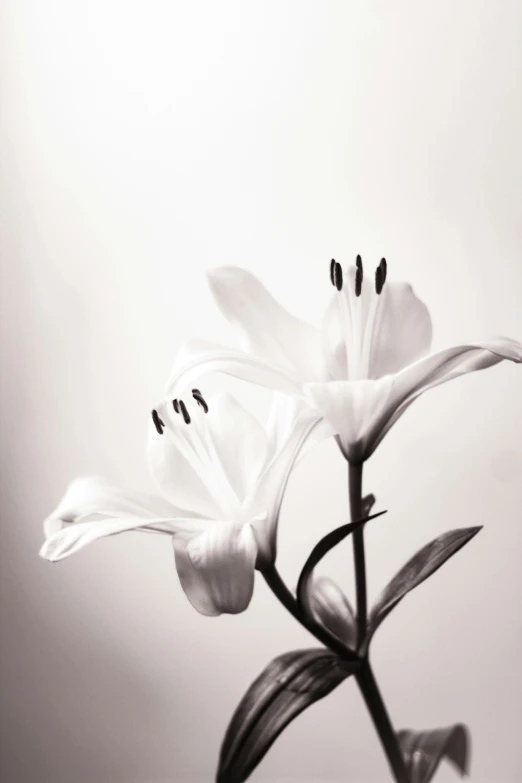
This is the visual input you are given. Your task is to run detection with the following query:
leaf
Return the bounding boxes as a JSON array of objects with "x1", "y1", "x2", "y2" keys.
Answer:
[
  {"x1": 365, "y1": 527, "x2": 481, "y2": 647},
  {"x1": 398, "y1": 724, "x2": 470, "y2": 783},
  {"x1": 217, "y1": 648, "x2": 358, "y2": 783},
  {"x1": 296, "y1": 510, "x2": 387, "y2": 621}
]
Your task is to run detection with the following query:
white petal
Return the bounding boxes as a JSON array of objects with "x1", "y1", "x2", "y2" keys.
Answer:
[
  {"x1": 371, "y1": 338, "x2": 522, "y2": 453},
  {"x1": 307, "y1": 338, "x2": 522, "y2": 462},
  {"x1": 207, "y1": 266, "x2": 323, "y2": 379},
  {"x1": 304, "y1": 379, "x2": 394, "y2": 463},
  {"x1": 40, "y1": 514, "x2": 208, "y2": 562},
  {"x1": 147, "y1": 418, "x2": 223, "y2": 519},
  {"x1": 172, "y1": 521, "x2": 258, "y2": 616},
  {"x1": 166, "y1": 339, "x2": 302, "y2": 398},
  {"x1": 310, "y1": 576, "x2": 356, "y2": 648},
  {"x1": 202, "y1": 393, "x2": 268, "y2": 501},
  {"x1": 248, "y1": 406, "x2": 327, "y2": 564},
  {"x1": 366, "y1": 280, "x2": 432, "y2": 378},
  {"x1": 43, "y1": 476, "x2": 176, "y2": 539}
]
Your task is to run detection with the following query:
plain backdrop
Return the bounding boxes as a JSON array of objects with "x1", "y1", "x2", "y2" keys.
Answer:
[{"x1": 1, "y1": 2, "x2": 521, "y2": 782}]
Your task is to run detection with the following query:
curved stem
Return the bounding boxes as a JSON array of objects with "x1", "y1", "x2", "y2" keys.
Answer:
[
  {"x1": 262, "y1": 566, "x2": 359, "y2": 662},
  {"x1": 356, "y1": 660, "x2": 410, "y2": 783},
  {"x1": 348, "y1": 461, "x2": 367, "y2": 647}
]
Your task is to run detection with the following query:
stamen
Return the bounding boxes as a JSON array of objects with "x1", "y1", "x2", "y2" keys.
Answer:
[
  {"x1": 330, "y1": 259, "x2": 336, "y2": 286},
  {"x1": 380, "y1": 257, "x2": 387, "y2": 286},
  {"x1": 172, "y1": 399, "x2": 180, "y2": 413},
  {"x1": 355, "y1": 255, "x2": 363, "y2": 297},
  {"x1": 375, "y1": 265, "x2": 384, "y2": 295},
  {"x1": 178, "y1": 399, "x2": 191, "y2": 424},
  {"x1": 192, "y1": 390, "x2": 209, "y2": 413},
  {"x1": 334, "y1": 262, "x2": 343, "y2": 291},
  {"x1": 151, "y1": 409, "x2": 165, "y2": 435}
]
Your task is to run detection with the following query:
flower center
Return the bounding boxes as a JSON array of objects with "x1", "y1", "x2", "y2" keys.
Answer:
[
  {"x1": 151, "y1": 390, "x2": 209, "y2": 433},
  {"x1": 328, "y1": 255, "x2": 389, "y2": 380}
]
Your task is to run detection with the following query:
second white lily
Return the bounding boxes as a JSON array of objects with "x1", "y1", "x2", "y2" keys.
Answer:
[{"x1": 40, "y1": 392, "x2": 323, "y2": 616}]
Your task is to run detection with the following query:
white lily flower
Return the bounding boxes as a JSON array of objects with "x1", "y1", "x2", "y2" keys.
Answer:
[
  {"x1": 40, "y1": 393, "x2": 323, "y2": 616},
  {"x1": 166, "y1": 261, "x2": 522, "y2": 462}
]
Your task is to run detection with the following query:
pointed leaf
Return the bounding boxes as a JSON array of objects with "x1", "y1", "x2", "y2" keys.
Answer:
[
  {"x1": 365, "y1": 527, "x2": 481, "y2": 647},
  {"x1": 296, "y1": 510, "x2": 387, "y2": 622},
  {"x1": 217, "y1": 648, "x2": 358, "y2": 783},
  {"x1": 398, "y1": 724, "x2": 470, "y2": 783}
]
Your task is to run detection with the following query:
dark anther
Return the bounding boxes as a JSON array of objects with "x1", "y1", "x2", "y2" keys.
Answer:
[
  {"x1": 375, "y1": 265, "x2": 384, "y2": 295},
  {"x1": 379, "y1": 257, "x2": 387, "y2": 285},
  {"x1": 151, "y1": 409, "x2": 165, "y2": 435},
  {"x1": 330, "y1": 259, "x2": 336, "y2": 286},
  {"x1": 355, "y1": 255, "x2": 363, "y2": 297},
  {"x1": 334, "y1": 262, "x2": 343, "y2": 291},
  {"x1": 192, "y1": 390, "x2": 209, "y2": 413},
  {"x1": 172, "y1": 399, "x2": 180, "y2": 414},
  {"x1": 178, "y1": 399, "x2": 191, "y2": 424}
]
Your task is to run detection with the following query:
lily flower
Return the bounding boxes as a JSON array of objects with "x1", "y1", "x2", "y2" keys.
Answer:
[
  {"x1": 166, "y1": 260, "x2": 522, "y2": 462},
  {"x1": 40, "y1": 392, "x2": 324, "y2": 616}
]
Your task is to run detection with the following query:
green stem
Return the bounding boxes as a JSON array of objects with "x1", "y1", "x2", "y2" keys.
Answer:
[{"x1": 348, "y1": 461, "x2": 367, "y2": 647}]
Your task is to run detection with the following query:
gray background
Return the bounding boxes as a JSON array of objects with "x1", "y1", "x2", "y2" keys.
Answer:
[{"x1": 1, "y1": 1, "x2": 521, "y2": 782}]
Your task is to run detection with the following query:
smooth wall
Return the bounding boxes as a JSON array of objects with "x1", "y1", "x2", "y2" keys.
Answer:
[{"x1": 1, "y1": 2, "x2": 521, "y2": 782}]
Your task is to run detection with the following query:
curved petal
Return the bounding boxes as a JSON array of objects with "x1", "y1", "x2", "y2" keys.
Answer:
[
  {"x1": 43, "y1": 476, "x2": 177, "y2": 539},
  {"x1": 172, "y1": 521, "x2": 258, "y2": 616},
  {"x1": 310, "y1": 576, "x2": 356, "y2": 648},
  {"x1": 368, "y1": 338, "x2": 522, "y2": 454},
  {"x1": 40, "y1": 514, "x2": 208, "y2": 562},
  {"x1": 207, "y1": 266, "x2": 323, "y2": 379},
  {"x1": 366, "y1": 280, "x2": 432, "y2": 378},
  {"x1": 248, "y1": 407, "x2": 328, "y2": 564},
  {"x1": 166, "y1": 339, "x2": 302, "y2": 398},
  {"x1": 307, "y1": 338, "x2": 522, "y2": 462}
]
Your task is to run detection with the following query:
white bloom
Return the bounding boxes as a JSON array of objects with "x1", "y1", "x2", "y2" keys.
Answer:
[
  {"x1": 40, "y1": 393, "x2": 323, "y2": 616},
  {"x1": 166, "y1": 261, "x2": 522, "y2": 462}
]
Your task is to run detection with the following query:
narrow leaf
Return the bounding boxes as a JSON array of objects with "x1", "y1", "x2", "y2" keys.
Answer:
[
  {"x1": 296, "y1": 510, "x2": 387, "y2": 620},
  {"x1": 398, "y1": 724, "x2": 469, "y2": 783},
  {"x1": 217, "y1": 648, "x2": 357, "y2": 783},
  {"x1": 365, "y1": 527, "x2": 481, "y2": 646}
]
